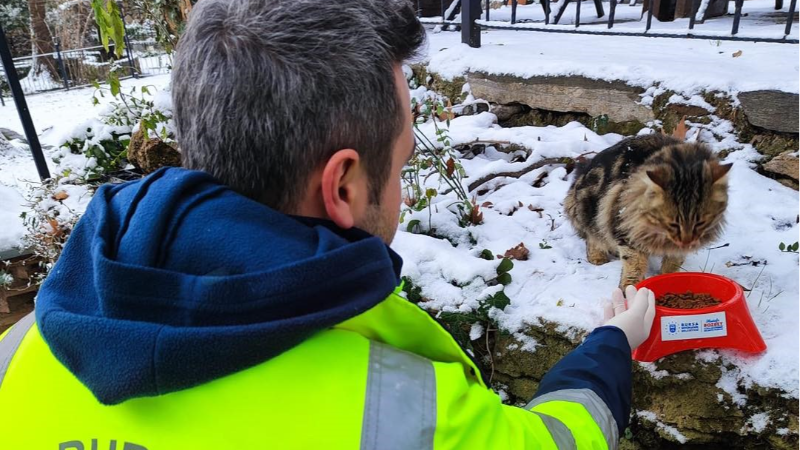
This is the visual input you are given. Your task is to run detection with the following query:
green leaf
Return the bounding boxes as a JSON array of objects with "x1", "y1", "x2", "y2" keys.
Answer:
[
  {"x1": 487, "y1": 290, "x2": 511, "y2": 310},
  {"x1": 406, "y1": 219, "x2": 421, "y2": 233},
  {"x1": 479, "y1": 249, "x2": 494, "y2": 261},
  {"x1": 91, "y1": 96, "x2": 100, "y2": 106},
  {"x1": 141, "y1": 86, "x2": 150, "y2": 95},
  {"x1": 109, "y1": 73, "x2": 121, "y2": 97},
  {"x1": 91, "y1": 80, "x2": 101, "y2": 89},
  {"x1": 425, "y1": 188, "x2": 437, "y2": 199},
  {"x1": 793, "y1": 242, "x2": 799, "y2": 252},
  {"x1": 496, "y1": 273, "x2": 512, "y2": 286},
  {"x1": 779, "y1": 242, "x2": 786, "y2": 251},
  {"x1": 496, "y1": 258, "x2": 514, "y2": 275}
]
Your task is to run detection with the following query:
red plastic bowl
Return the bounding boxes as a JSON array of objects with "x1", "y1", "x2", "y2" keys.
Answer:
[{"x1": 632, "y1": 272, "x2": 767, "y2": 362}]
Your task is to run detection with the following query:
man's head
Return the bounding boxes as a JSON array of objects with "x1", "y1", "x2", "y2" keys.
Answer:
[{"x1": 172, "y1": 0, "x2": 424, "y2": 244}]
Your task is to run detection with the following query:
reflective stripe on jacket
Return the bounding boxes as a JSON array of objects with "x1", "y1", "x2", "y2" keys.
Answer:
[{"x1": 0, "y1": 288, "x2": 626, "y2": 449}]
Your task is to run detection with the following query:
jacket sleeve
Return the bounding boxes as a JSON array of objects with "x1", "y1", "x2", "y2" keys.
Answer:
[{"x1": 432, "y1": 326, "x2": 630, "y2": 450}]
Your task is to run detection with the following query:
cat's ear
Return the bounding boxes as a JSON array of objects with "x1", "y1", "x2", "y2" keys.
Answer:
[
  {"x1": 710, "y1": 162, "x2": 733, "y2": 184},
  {"x1": 645, "y1": 168, "x2": 668, "y2": 190}
]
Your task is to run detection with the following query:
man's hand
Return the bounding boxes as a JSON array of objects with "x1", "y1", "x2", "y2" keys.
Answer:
[{"x1": 603, "y1": 285, "x2": 656, "y2": 351}]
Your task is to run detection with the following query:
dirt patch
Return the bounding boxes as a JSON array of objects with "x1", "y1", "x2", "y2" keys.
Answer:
[{"x1": 657, "y1": 291, "x2": 721, "y2": 309}]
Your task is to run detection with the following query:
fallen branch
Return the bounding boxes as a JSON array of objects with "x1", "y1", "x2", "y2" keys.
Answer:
[{"x1": 467, "y1": 157, "x2": 573, "y2": 193}]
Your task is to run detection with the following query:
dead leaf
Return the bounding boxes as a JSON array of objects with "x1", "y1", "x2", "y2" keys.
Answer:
[
  {"x1": 583, "y1": 134, "x2": 588, "y2": 142},
  {"x1": 532, "y1": 171, "x2": 548, "y2": 188},
  {"x1": 481, "y1": 201, "x2": 494, "y2": 208},
  {"x1": 446, "y1": 158, "x2": 456, "y2": 177},
  {"x1": 518, "y1": 201, "x2": 524, "y2": 207},
  {"x1": 470, "y1": 204, "x2": 484, "y2": 225},
  {"x1": 672, "y1": 115, "x2": 688, "y2": 141},
  {"x1": 503, "y1": 243, "x2": 530, "y2": 261},
  {"x1": 438, "y1": 100, "x2": 455, "y2": 121},
  {"x1": 52, "y1": 191, "x2": 69, "y2": 201},
  {"x1": 732, "y1": 50, "x2": 743, "y2": 58},
  {"x1": 47, "y1": 218, "x2": 63, "y2": 238}
]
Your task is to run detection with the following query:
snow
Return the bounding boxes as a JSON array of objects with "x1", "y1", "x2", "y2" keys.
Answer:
[
  {"x1": 0, "y1": 74, "x2": 171, "y2": 149},
  {"x1": 0, "y1": 74, "x2": 172, "y2": 250},
  {"x1": 637, "y1": 410, "x2": 689, "y2": 443},
  {"x1": 423, "y1": 18, "x2": 799, "y2": 96},
  {"x1": 0, "y1": 184, "x2": 26, "y2": 251},
  {"x1": 470, "y1": 322, "x2": 485, "y2": 340},
  {"x1": 745, "y1": 412, "x2": 771, "y2": 433}
]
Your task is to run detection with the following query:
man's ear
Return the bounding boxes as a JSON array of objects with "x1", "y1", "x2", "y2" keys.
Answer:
[{"x1": 320, "y1": 149, "x2": 367, "y2": 229}]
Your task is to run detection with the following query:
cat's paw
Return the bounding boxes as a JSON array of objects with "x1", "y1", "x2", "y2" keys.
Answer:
[
  {"x1": 619, "y1": 276, "x2": 645, "y2": 289},
  {"x1": 587, "y1": 253, "x2": 610, "y2": 265}
]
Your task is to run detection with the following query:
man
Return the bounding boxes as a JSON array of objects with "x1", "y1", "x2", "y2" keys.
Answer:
[{"x1": 0, "y1": 0, "x2": 655, "y2": 448}]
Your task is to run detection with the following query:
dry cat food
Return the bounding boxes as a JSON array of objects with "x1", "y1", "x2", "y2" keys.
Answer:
[{"x1": 656, "y1": 291, "x2": 721, "y2": 309}]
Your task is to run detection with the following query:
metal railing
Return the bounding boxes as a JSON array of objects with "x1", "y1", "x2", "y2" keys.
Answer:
[
  {"x1": 450, "y1": 0, "x2": 798, "y2": 46},
  {"x1": 0, "y1": 42, "x2": 170, "y2": 96}
]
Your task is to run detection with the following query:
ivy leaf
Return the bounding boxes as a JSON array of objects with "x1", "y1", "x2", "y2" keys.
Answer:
[
  {"x1": 487, "y1": 291, "x2": 511, "y2": 310},
  {"x1": 496, "y1": 272, "x2": 512, "y2": 285},
  {"x1": 497, "y1": 258, "x2": 514, "y2": 275}
]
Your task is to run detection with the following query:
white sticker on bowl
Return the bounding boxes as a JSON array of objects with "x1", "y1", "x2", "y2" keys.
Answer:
[{"x1": 661, "y1": 312, "x2": 728, "y2": 341}]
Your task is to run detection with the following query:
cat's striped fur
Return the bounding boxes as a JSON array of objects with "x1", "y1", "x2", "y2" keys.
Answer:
[{"x1": 565, "y1": 134, "x2": 731, "y2": 287}]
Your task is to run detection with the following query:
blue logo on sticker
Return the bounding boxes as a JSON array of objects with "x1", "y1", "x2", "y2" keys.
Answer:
[{"x1": 668, "y1": 323, "x2": 677, "y2": 333}]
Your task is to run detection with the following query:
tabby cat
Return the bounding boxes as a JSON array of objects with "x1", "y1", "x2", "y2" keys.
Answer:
[{"x1": 564, "y1": 134, "x2": 732, "y2": 287}]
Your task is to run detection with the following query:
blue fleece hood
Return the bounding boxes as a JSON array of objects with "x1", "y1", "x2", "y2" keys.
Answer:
[{"x1": 35, "y1": 167, "x2": 402, "y2": 405}]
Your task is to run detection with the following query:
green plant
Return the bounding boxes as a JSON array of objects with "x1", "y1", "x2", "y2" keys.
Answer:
[
  {"x1": 19, "y1": 180, "x2": 88, "y2": 285},
  {"x1": 402, "y1": 97, "x2": 479, "y2": 231},
  {"x1": 56, "y1": 79, "x2": 172, "y2": 180},
  {"x1": 539, "y1": 240, "x2": 552, "y2": 250},
  {"x1": 779, "y1": 241, "x2": 799, "y2": 253}
]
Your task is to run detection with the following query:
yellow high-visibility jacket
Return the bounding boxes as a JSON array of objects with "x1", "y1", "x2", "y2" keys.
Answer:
[{"x1": 0, "y1": 287, "x2": 627, "y2": 450}]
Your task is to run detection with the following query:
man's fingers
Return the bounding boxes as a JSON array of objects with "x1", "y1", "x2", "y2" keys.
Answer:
[
  {"x1": 628, "y1": 287, "x2": 651, "y2": 316},
  {"x1": 624, "y1": 285, "x2": 638, "y2": 303},
  {"x1": 612, "y1": 288, "x2": 626, "y2": 315},
  {"x1": 644, "y1": 290, "x2": 656, "y2": 333},
  {"x1": 603, "y1": 302, "x2": 614, "y2": 322}
]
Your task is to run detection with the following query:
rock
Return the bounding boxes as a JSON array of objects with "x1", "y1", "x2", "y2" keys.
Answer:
[
  {"x1": 460, "y1": 102, "x2": 490, "y2": 116},
  {"x1": 762, "y1": 151, "x2": 799, "y2": 190},
  {"x1": 469, "y1": 73, "x2": 655, "y2": 124},
  {"x1": 0, "y1": 128, "x2": 27, "y2": 143},
  {"x1": 0, "y1": 134, "x2": 15, "y2": 154},
  {"x1": 739, "y1": 90, "x2": 799, "y2": 134},
  {"x1": 666, "y1": 102, "x2": 712, "y2": 118},
  {"x1": 491, "y1": 103, "x2": 527, "y2": 122},
  {"x1": 127, "y1": 126, "x2": 181, "y2": 174}
]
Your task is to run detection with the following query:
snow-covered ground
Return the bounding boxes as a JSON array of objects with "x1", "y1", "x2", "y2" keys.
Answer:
[
  {"x1": 395, "y1": 106, "x2": 799, "y2": 398},
  {"x1": 0, "y1": 74, "x2": 172, "y2": 255},
  {"x1": 423, "y1": 19, "x2": 798, "y2": 96}
]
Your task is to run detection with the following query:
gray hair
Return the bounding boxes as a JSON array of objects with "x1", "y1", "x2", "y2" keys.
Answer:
[{"x1": 172, "y1": 0, "x2": 425, "y2": 210}]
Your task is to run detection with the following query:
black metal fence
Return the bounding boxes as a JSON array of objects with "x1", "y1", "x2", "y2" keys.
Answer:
[
  {"x1": 443, "y1": 0, "x2": 798, "y2": 46},
  {"x1": 0, "y1": 31, "x2": 169, "y2": 100}
]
